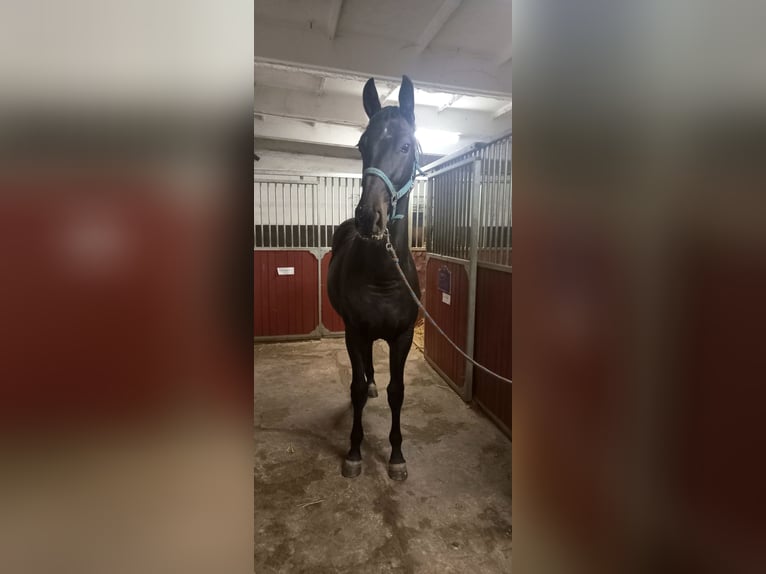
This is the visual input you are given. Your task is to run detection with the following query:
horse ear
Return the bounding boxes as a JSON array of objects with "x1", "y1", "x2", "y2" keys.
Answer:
[
  {"x1": 399, "y1": 75, "x2": 415, "y2": 125},
  {"x1": 363, "y1": 78, "x2": 381, "y2": 119}
]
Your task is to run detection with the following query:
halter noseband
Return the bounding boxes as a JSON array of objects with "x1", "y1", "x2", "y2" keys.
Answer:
[{"x1": 363, "y1": 151, "x2": 424, "y2": 221}]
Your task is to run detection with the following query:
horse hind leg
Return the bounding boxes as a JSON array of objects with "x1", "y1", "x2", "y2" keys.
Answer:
[
  {"x1": 386, "y1": 329, "x2": 414, "y2": 481},
  {"x1": 342, "y1": 331, "x2": 368, "y2": 478},
  {"x1": 364, "y1": 339, "x2": 378, "y2": 398}
]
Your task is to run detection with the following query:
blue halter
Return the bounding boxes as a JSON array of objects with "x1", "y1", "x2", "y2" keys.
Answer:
[{"x1": 363, "y1": 151, "x2": 424, "y2": 221}]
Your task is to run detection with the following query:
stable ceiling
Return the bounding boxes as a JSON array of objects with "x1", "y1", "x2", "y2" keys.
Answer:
[{"x1": 255, "y1": 0, "x2": 512, "y2": 158}]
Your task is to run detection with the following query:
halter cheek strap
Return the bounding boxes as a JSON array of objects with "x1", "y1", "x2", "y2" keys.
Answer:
[{"x1": 363, "y1": 154, "x2": 424, "y2": 220}]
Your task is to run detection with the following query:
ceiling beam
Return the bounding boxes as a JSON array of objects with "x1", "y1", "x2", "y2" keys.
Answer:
[
  {"x1": 254, "y1": 115, "x2": 482, "y2": 155},
  {"x1": 254, "y1": 84, "x2": 512, "y2": 137},
  {"x1": 382, "y1": 85, "x2": 399, "y2": 105},
  {"x1": 254, "y1": 58, "x2": 510, "y2": 100},
  {"x1": 254, "y1": 115, "x2": 364, "y2": 148},
  {"x1": 327, "y1": 0, "x2": 344, "y2": 41},
  {"x1": 413, "y1": 0, "x2": 462, "y2": 55},
  {"x1": 438, "y1": 94, "x2": 462, "y2": 113},
  {"x1": 254, "y1": 21, "x2": 512, "y2": 96},
  {"x1": 493, "y1": 100, "x2": 513, "y2": 119}
]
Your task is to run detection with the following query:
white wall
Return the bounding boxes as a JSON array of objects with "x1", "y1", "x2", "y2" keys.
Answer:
[{"x1": 254, "y1": 150, "x2": 361, "y2": 176}]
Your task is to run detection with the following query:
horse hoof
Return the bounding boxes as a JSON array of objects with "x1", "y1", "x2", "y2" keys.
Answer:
[
  {"x1": 367, "y1": 383, "x2": 378, "y2": 398},
  {"x1": 388, "y1": 462, "x2": 408, "y2": 481},
  {"x1": 342, "y1": 459, "x2": 362, "y2": 478}
]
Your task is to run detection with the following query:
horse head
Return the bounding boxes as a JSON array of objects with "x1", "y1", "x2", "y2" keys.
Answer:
[{"x1": 355, "y1": 75, "x2": 418, "y2": 240}]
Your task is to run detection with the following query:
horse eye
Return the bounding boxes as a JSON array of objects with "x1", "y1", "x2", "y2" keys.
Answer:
[{"x1": 400, "y1": 143, "x2": 410, "y2": 153}]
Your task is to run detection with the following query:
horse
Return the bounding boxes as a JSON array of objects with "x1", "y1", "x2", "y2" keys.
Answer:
[{"x1": 327, "y1": 75, "x2": 421, "y2": 481}]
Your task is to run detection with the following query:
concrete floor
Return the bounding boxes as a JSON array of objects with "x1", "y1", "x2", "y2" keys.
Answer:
[{"x1": 254, "y1": 338, "x2": 512, "y2": 573}]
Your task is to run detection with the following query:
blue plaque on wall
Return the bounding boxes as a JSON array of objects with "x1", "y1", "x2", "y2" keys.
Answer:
[{"x1": 437, "y1": 266, "x2": 452, "y2": 294}]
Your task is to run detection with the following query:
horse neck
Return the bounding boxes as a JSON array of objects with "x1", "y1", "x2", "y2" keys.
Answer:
[{"x1": 388, "y1": 194, "x2": 411, "y2": 255}]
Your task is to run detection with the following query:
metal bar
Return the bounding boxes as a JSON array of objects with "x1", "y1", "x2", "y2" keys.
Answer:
[
  {"x1": 435, "y1": 176, "x2": 442, "y2": 254},
  {"x1": 419, "y1": 130, "x2": 512, "y2": 174},
  {"x1": 419, "y1": 181, "x2": 428, "y2": 249},
  {"x1": 330, "y1": 177, "x2": 336, "y2": 244},
  {"x1": 315, "y1": 249, "x2": 323, "y2": 334},
  {"x1": 489, "y1": 141, "x2": 497, "y2": 262},
  {"x1": 348, "y1": 177, "x2": 354, "y2": 220},
  {"x1": 324, "y1": 177, "x2": 330, "y2": 246},
  {"x1": 505, "y1": 136, "x2": 512, "y2": 265},
  {"x1": 301, "y1": 183, "x2": 311, "y2": 247},
  {"x1": 256, "y1": 183, "x2": 262, "y2": 248},
  {"x1": 464, "y1": 158, "x2": 483, "y2": 402},
  {"x1": 268, "y1": 182, "x2": 275, "y2": 247},
  {"x1": 464, "y1": 165, "x2": 471, "y2": 259},
  {"x1": 300, "y1": 183, "x2": 305, "y2": 247},
  {"x1": 450, "y1": 169, "x2": 457, "y2": 257},
  {"x1": 281, "y1": 182, "x2": 287, "y2": 247},
  {"x1": 261, "y1": 183, "x2": 266, "y2": 248},
  {"x1": 500, "y1": 139, "x2": 512, "y2": 265},
  {"x1": 431, "y1": 177, "x2": 438, "y2": 253},
  {"x1": 479, "y1": 147, "x2": 486, "y2": 251},
  {"x1": 493, "y1": 140, "x2": 501, "y2": 261},
  {"x1": 434, "y1": 177, "x2": 440, "y2": 254},
  {"x1": 455, "y1": 168, "x2": 462, "y2": 258},
  {"x1": 458, "y1": 168, "x2": 465, "y2": 259},
  {"x1": 261, "y1": 183, "x2": 266, "y2": 247},
  {"x1": 506, "y1": 137, "x2": 512, "y2": 266},
  {"x1": 426, "y1": 178, "x2": 433, "y2": 252},
  {"x1": 418, "y1": 181, "x2": 428, "y2": 249},
  {"x1": 291, "y1": 183, "x2": 296, "y2": 247},
  {"x1": 444, "y1": 174, "x2": 450, "y2": 257},
  {"x1": 440, "y1": 175, "x2": 446, "y2": 255},
  {"x1": 456, "y1": 169, "x2": 462, "y2": 258},
  {"x1": 294, "y1": 182, "x2": 298, "y2": 246},
  {"x1": 334, "y1": 177, "x2": 339, "y2": 239},
  {"x1": 311, "y1": 185, "x2": 319, "y2": 247},
  {"x1": 425, "y1": 156, "x2": 477, "y2": 180},
  {"x1": 438, "y1": 176, "x2": 444, "y2": 255},
  {"x1": 498, "y1": 138, "x2": 507, "y2": 263},
  {"x1": 408, "y1": 182, "x2": 414, "y2": 248}
]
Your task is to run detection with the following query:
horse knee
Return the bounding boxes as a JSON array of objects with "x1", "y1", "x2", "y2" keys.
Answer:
[
  {"x1": 351, "y1": 379, "x2": 368, "y2": 405},
  {"x1": 386, "y1": 384, "x2": 404, "y2": 408}
]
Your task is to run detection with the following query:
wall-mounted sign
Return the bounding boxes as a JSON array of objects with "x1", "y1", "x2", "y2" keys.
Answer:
[
  {"x1": 277, "y1": 267, "x2": 295, "y2": 276},
  {"x1": 437, "y1": 266, "x2": 452, "y2": 294},
  {"x1": 442, "y1": 292, "x2": 451, "y2": 305}
]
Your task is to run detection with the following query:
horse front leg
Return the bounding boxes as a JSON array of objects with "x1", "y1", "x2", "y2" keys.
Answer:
[
  {"x1": 342, "y1": 330, "x2": 369, "y2": 478},
  {"x1": 363, "y1": 338, "x2": 378, "y2": 398},
  {"x1": 386, "y1": 328, "x2": 414, "y2": 481}
]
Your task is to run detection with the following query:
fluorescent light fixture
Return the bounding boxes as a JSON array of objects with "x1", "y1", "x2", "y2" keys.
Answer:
[{"x1": 415, "y1": 128, "x2": 460, "y2": 151}]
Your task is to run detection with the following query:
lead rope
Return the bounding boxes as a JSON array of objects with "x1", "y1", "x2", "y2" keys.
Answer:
[{"x1": 384, "y1": 229, "x2": 512, "y2": 386}]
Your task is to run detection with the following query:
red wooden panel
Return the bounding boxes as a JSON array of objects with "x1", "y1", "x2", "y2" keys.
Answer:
[
  {"x1": 673, "y1": 245, "x2": 766, "y2": 555},
  {"x1": 424, "y1": 257, "x2": 468, "y2": 387},
  {"x1": 320, "y1": 252, "x2": 345, "y2": 333},
  {"x1": 253, "y1": 250, "x2": 318, "y2": 337},
  {"x1": 473, "y1": 267, "x2": 512, "y2": 434},
  {"x1": 0, "y1": 179, "x2": 237, "y2": 429},
  {"x1": 515, "y1": 204, "x2": 630, "y2": 549}
]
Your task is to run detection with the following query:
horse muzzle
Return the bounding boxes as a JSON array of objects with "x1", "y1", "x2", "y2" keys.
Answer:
[{"x1": 355, "y1": 205, "x2": 388, "y2": 240}]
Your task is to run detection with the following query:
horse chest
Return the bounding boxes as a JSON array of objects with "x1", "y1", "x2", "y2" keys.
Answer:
[{"x1": 344, "y1": 280, "x2": 416, "y2": 334}]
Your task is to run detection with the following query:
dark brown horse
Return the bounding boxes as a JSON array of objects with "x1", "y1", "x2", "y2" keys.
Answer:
[{"x1": 327, "y1": 76, "x2": 421, "y2": 481}]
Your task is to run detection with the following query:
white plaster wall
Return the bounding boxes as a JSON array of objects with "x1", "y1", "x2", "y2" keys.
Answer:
[{"x1": 254, "y1": 150, "x2": 361, "y2": 176}]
